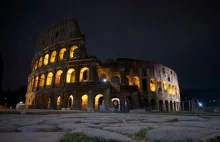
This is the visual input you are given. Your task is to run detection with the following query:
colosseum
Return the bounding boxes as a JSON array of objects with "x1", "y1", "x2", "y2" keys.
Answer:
[{"x1": 25, "y1": 19, "x2": 181, "y2": 112}]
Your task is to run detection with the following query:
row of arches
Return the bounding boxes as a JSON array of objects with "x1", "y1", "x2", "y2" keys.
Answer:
[
  {"x1": 143, "y1": 98, "x2": 179, "y2": 111},
  {"x1": 33, "y1": 46, "x2": 79, "y2": 71},
  {"x1": 28, "y1": 67, "x2": 89, "y2": 91}
]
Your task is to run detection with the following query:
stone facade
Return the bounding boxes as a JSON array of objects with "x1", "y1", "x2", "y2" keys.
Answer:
[{"x1": 25, "y1": 19, "x2": 181, "y2": 112}]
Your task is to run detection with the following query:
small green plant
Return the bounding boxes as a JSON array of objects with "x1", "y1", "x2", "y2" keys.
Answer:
[{"x1": 131, "y1": 128, "x2": 150, "y2": 140}]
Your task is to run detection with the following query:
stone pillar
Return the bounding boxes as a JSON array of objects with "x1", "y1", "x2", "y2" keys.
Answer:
[
  {"x1": 120, "y1": 68, "x2": 129, "y2": 85},
  {"x1": 104, "y1": 89, "x2": 113, "y2": 112},
  {"x1": 89, "y1": 63, "x2": 94, "y2": 81},
  {"x1": 60, "y1": 92, "x2": 66, "y2": 109},
  {"x1": 168, "y1": 102, "x2": 170, "y2": 111},
  {"x1": 87, "y1": 90, "x2": 94, "y2": 112},
  {"x1": 188, "y1": 100, "x2": 191, "y2": 111},
  {"x1": 75, "y1": 65, "x2": 80, "y2": 82},
  {"x1": 120, "y1": 95, "x2": 125, "y2": 112},
  {"x1": 156, "y1": 99, "x2": 159, "y2": 111}
]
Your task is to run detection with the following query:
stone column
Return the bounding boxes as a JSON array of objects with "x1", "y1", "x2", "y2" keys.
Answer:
[
  {"x1": 168, "y1": 101, "x2": 170, "y2": 111},
  {"x1": 89, "y1": 63, "x2": 94, "y2": 81},
  {"x1": 104, "y1": 89, "x2": 113, "y2": 112},
  {"x1": 75, "y1": 65, "x2": 80, "y2": 82},
  {"x1": 52, "y1": 69, "x2": 56, "y2": 88},
  {"x1": 87, "y1": 90, "x2": 94, "y2": 112}
]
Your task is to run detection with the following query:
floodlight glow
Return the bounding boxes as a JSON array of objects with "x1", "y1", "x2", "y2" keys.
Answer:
[
  {"x1": 20, "y1": 101, "x2": 23, "y2": 104},
  {"x1": 198, "y1": 102, "x2": 202, "y2": 107},
  {"x1": 103, "y1": 79, "x2": 107, "y2": 82}
]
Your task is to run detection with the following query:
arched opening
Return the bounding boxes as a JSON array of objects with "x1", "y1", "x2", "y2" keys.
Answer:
[
  {"x1": 34, "y1": 76, "x2": 39, "y2": 88},
  {"x1": 95, "y1": 94, "x2": 103, "y2": 111},
  {"x1": 170, "y1": 101, "x2": 173, "y2": 111},
  {"x1": 163, "y1": 81, "x2": 167, "y2": 92},
  {"x1": 39, "y1": 74, "x2": 45, "y2": 87},
  {"x1": 69, "y1": 46, "x2": 78, "y2": 58},
  {"x1": 34, "y1": 60, "x2": 38, "y2": 70},
  {"x1": 50, "y1": 51, "x2": 57, "y2": 63},
  {"x1": 174, "y1": 101, "x2": 176, "y2": 111},
  {"x1": 142, "y1": 78, "x2": 147, "y2": 91},
  {"x1": 165, "y1": 100, "x2": 169, "y2": 111},
  {"x1": 68, "y1": 95, "x2": 74, "y2": 107},
  {"x1": 126, "y1": 96, "x2": 133, "y2": 110},
  {"x1": 168, "y1": 84, "x2": 172, "y2": 94},
  {"x1": 81, "y1": 94, "x2": 88, "y2": 111},
  {"x1": 151, "y1": 99, "x2": 157, "y2": 110},
  {"x1": 46, "y1": 72, "x2": 53, "y2": 86},
  {"x1": 66, "y1": 68, "x2": 75, "y2": 83},
  {"x1": 57, "y1": 96, "x2": 61, "y2": 109},
  {"x1": 158, "y1": 80, "x2": 162, "y2": 92},
  {"x1": 171, "y1": 85, "x2": 175, "y2": 95},
  {"x1": 44, "y1": 54, "x2": 49, "y2": 65},
  {"x1": 59, "y1": 48, "x2": 66, "y2": 60},
  {"x1": 111, "y1": 97, "x2": 120, "y2": 111},
  {"x1": 150, "y1": 78, "x2": 156, "y2": 92},
  {"x1": 111, "y1": 76, "x2": 120, "y2": 84},
  {"x1": 48, "y1": 99, "x2": 51, "y2": 109},
  {"x1": 55, "y1": 70, "x2": 63, "y2": 84},
  {"x1": 80, "y1": 67, "x2": 89, "y2": 82},
  {"x1": 133, "y1": 76, "x2": 140, "y2": 89},
  {"x1": 38, "y1": 57, "x2": 43, "y2": 67},
  {"x1": 159, "y1": 100, "x2": 163, "y2": 112}
]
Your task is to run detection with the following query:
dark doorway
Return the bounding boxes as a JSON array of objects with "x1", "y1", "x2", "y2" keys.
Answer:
[
  {"x1": 165, "y1": 100, "x2": 169, "y2": 111},
  {"x1": 142, "y1": 79, "x2": 147, "y2": 91},
  {"x1": 159, "y1": 100, "x2": 163, "y2": 112}
]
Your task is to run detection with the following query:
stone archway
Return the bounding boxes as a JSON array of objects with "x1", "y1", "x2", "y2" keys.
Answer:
[
  {"x1": 111, "y1": 97, "x2": 120, "y2": 111},
  {"x1": 170, "y1": 101, "x2": 173, "y2": 111},
  {"x1": 126, "y1": 96, "x2": 133, "y2": 110},
  {"x1": 165, "y1": 100, "x2": 169, "y2": 111},
  {"x1": 95, "y1": 94, "x2": 104, "y2": 111},
  {"x1": 57, "y1": 96, "x2": 61, "y2": 110},
  {"x1": 68, "y1": 95, "x2": 74, "y2": 108},
  {"x1": 159, "y1": 100, "x2": 163, "y2": 112},
  {"x1": 151, "y1": 99, "x2": 157, "y2": 110},
  {"x1": 81, "y1": 94, "x2": 88, "y2": 111}
]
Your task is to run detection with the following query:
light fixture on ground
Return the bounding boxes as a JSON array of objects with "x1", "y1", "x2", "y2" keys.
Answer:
[{"x1": 103, "y1": 78, "x2": 107, "y2": 82}]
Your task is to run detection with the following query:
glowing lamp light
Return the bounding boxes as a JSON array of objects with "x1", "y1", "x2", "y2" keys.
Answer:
[
  {"x1": 198, "y1": 102, "x2": 202, "y2": 107},
  {"x1": 103, "y1": 78, "x2": 107, "y2": 82},
  {"x1": 20, "y1": 101, "x2": 23, "y2": 104}
]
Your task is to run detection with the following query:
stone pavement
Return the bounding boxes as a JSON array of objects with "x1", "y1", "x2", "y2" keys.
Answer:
[{"x1": 0, "y1": 112, "x2": 220, "y2": 142}]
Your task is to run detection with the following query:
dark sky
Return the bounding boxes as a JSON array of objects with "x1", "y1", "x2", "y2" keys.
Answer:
[{"x1": 2, "y1": 0, "x2": 219, "y2": 90}]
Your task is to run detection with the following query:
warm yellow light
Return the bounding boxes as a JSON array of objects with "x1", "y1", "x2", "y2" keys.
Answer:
[
  {"x1": 81, "y1": 94, "x2": 88, "y2": 110},
  {"x1": 163, "y1": 81, "x2": 167, "y2": 91},
  {"x1": 69, "y1": 46, "x2": 78, "y2": 58},
  {"x1": 44, "y1": 54, "x2": 49, "y2": 65},
  {"x1": 30, "y1": 78, "x2": 34, "y2": 91},
  {"x1": 66, "y1": 68, "x2": 75, "y2": 83},
  {"x1": 95, "y1": 94, "x2": 103, "y2": 110},
  {"x1": 48, "y1": 99, "x2": 51, "y2": 109},
  {"x1": 55, "y1": 70, "x2": 63, "y2": 84},
  {"x1": 38, "y1": 57, "x2": 43, "y2": 67},
  {"x1": 34, "y1": 60, "x2": 38, "y2": 70},
  {"x1": 133, "y1": 76, "x2": 140, "y2": 89},
  {"x1": 168, "y1": 84, "x2": 172, "y2": 94},
  {"x1": 68, "y1": 95, "x2": 74, "y2": 107},
  {"x1": 46, "y1": 72, "x2": 53, "y2": 86},
  {"x1": 57, "y1": 96, "x2": 61, "y2": 106},
  {"x1": 39, "y1": 74, "x2": 45, "y2": 87},
  {"x1": 150, "y1": 78, "x2": 156, "y2": 92},
  {"x1": 34, "y1": 76, "x2": 39, "y2": 88},
  {"x1": 59, "y1": 48, "x2": 66, "y2": 60},
  {"x1": 80, "y1": 67, "x2": 89, "y2": 82},
  {"x1": 171, "y1": 85, "x2": 175, "y2": 95},
  {"x1": 50, "y1": 51, "x2": 57, "y2": 63},
  {"x1": 157, "y1": 80, "x2": 161, "y2": 90}
]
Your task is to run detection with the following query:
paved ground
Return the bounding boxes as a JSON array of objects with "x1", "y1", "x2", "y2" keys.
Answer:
[{"x1": 0, "y1": 112, "x2": 220, "y2": 142}]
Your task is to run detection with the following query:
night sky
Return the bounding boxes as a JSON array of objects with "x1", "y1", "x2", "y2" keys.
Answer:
[{"x1": 2, "y1": 0, "x2": 219, "y2": 91}]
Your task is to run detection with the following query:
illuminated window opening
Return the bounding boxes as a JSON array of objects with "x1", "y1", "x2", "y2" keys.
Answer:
[
  {"x1": 46, "y1": 72, "x2": 53, "y2": 86},
  {"x1": 168, "y1": 84, "x2": 172, "y2": 94},
  {"x1": 69, "y1": 46, "x2": 78, "y2": 58},
  {"x1": 50, "y1": 51, "x2": 57, "y2": 63},
  {"x1": 171, "y1": 85, "x2": 175, "y2": 95},
  {"x1": 68, "y1": 95, "x2": 74, "y2": 107},
  {"x1": 34, "y1": 60, "x2": 38, "y2": 70},
  {"x1": 95, "y1": 94, "x2": 103, "y2": 110},
  {"x1": 163, "y1": 81, "x2": 167, "y2": 91},
  {"x1": 55, "y1": 70, "x2": 63, "y2": 84},
  {"x1": 80, "y1": 67, "x2": 89, "y2": 82},
  {"x1": 39, "y1": 74, "x2": 45, "y2": 87},
  {"x1": 133, "y1": 76, "x2": 140, "y2": 89},
  {"x1": 66, "y1": 69, "x2": 75, "y2": 83},
  {"x1": 150, "y1": 78, "x2": 156, "y2": 92},
  {"x1": 34, "y1": 76, "x2": 39, "y2": 88},
  {"x1": 81, "y1": 94, "x2": 88, "y2": 110},
  {"x1": 59, "y1": 48, "x2": 66, "y2": 60},
  {"x1": 57, "y1": 96, "x2": 61, "y2": 107},
  {"x1": 44, "y1": 54, "x2": 49, "y2": 65},
  {"x1": 38, "y1": 57, "x2": 43, "y2": 67}
]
